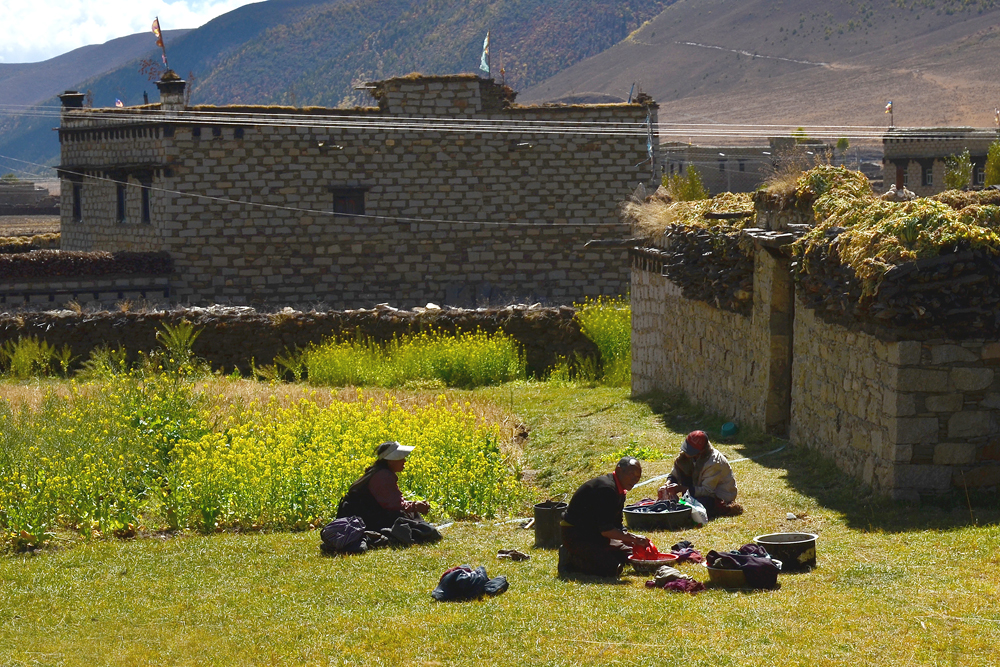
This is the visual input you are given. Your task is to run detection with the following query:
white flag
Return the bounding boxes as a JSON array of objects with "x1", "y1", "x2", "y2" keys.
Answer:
[{"x1": 480, "y1": 32, "x2": 490, "y2": 73}]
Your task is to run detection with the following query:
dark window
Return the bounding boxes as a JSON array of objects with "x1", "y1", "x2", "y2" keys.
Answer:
[
  {"x1": 141, "y1": 183, "x2": 151, "y2": 224},
  {"x1": 718, "y1": 160, "x2": 725, "y2": 172},
  {"x1": 212, "y1": 126, "x2": 221, "y2": 137},
  {"x1": 976, "y1": 166, "x2": 985, "y2": 185},
  {"x1": 331, "y1": 188, "x2": 366, "y2": 216},
  {"x1": 738, "y1": 161, "x2": 745, "y2": 172},
  {"x1": 116, "y1": 183, "x2": 126, "y2": 222},
  {"x1": 903, "y1": 171, "x2": 909, "y2": 186},
  {"x1": 923, "y1": 165, "x2": 933, "y2": 187},
  {"x1": 72, "y1": 182, "x2": 82, "y2": 221},
  {"x1": 192, "y1": 126, "x2": 201, "y2": 138}
]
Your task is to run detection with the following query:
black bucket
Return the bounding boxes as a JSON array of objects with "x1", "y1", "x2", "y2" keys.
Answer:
[
  {"x1": 753, "y1": 532, "x2": 817, "y2": 570},
  {"x1": 533, "y1": 501, "x2": 567, "y2": 549}
]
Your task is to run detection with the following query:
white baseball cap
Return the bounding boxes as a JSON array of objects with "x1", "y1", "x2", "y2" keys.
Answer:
[{"x1": 377, "y1": 441, "x2": 415, "y2": 460}]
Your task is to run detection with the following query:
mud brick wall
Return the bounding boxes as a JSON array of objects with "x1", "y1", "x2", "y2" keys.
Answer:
[
  {"x1": 58, "y1": 75, "x2": 656, "y2": 308},
  {"x1": 0, "y1": 305, "x2": 596, "y2": 378}
]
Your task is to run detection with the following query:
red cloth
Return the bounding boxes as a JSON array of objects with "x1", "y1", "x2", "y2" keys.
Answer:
[
  {"x1": 368, "y1": 468, "x2": 420, "y2": 512},
  {"x1": 612, "y1": 471, "x2": 627, "y2": 496}
]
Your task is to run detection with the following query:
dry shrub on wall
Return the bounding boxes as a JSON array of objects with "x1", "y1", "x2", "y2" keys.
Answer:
[
  {"x1": 762, "y1": 146, "x2": 832, "y2": 200},
  {"x1": 625, "y1": 191, "x2": 754, "y2": 239}
]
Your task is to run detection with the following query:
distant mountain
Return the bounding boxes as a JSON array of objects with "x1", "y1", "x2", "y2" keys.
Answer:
[
  {"x1": 5, "y1": 0, "x2": 1000, "y2": 178},
  {"x1": 0, "y1": 30, "x2": 188, "y2": 108},
  {"x1": 520, "y1": 0, "x2": 1000, "y2": 140},
  {"x1": 0, "y1": 0, "x2": 673, "y2": 174}
]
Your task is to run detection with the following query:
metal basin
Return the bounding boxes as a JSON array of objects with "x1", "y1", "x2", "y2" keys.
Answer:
[
  {"x1": 753, "y1": 532, "x2": 817, "y2": 570},
  {"x1": 623, "y1": 505, "x2": 693, "y2": 531}
]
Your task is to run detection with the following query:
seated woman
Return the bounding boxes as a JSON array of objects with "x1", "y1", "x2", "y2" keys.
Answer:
[
  {"x1": 337, "y1": 441, "x2": 430, "y2": 531},
  {"x1": 658, "y1": 430, "x2": 742, "y2": 518}
]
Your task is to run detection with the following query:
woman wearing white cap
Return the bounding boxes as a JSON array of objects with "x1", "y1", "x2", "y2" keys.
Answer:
[{"x1": 336, "y1": 441, "x2": 431, "y2": 531}]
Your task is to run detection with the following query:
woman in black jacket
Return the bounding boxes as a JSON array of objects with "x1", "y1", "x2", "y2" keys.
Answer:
[{"x1": 336, "y1": 441, "x2": 430, "y2": 531}]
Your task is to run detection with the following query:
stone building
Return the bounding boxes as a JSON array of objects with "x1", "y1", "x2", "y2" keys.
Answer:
[
  {"x1": 0, "y1": 179, "x2": 58, "y2": 214},
  {"x1": 56, "y1": 73, "x2": 658, "y2": 307},
  {"x1": 883, "y1": 128, "x2": 997, "y2": 196}
]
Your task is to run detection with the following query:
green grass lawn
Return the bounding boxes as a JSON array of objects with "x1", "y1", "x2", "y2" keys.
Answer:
[{"x1": 2, "y1": 383, "x2": 999, "y2": 666}]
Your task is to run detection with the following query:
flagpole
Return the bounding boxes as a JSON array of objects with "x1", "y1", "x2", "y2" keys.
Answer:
[{"x1": 153, "y1": 16, "x2": 170, "y2": 69}]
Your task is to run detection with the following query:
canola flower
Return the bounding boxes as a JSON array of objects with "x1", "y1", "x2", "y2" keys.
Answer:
[
  {"x1": 306, "y1": 328, "x2": 526, "y2": 388},
  {"x1": 0, "y1": 375, "x2": 520, "y2": 549},
  {"x1": 573, "y1": 296, "x2": 631, "y2": 387}
]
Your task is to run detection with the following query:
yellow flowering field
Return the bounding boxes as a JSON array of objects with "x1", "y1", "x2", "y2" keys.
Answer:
[
  {"x1": 0, "y1": 375, "x2": 521, "y2": 551},
  {"x1": 305, "y1": 327, "x2": 526, "y2": 387}
]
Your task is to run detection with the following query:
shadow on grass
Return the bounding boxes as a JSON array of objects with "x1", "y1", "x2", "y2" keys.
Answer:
[{"x1": 633, "y1": 391, "x2": 1000, "y2": 533}]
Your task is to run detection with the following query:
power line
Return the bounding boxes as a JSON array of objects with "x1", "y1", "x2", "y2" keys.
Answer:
[{"x1": 2, "y1": 103, "x2": 993, "y2": 141}]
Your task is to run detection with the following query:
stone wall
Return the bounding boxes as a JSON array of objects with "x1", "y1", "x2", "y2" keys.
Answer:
[
  {"x1": 58, "y1": 74, "x2": 656, "y2": 308},
  {"x1": 790, "y1": 300, "x2": 1000, "y2": 500},
  {"x1": 790, "y1": 300, "x2": 898, "y2": 495},
  {"x1": 0, "y1": 305, "x2": 595, "y2": 378},
  {"x1": 634, "y1": 225, "x2": 1000, "y2": 498},
  {"x1": 631, "y1": 262, "x2": 766, "y2": 427}
]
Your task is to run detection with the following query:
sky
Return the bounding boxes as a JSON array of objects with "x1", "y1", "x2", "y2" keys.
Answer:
[{"x1": 0, "y1": 0, "x2": 261, "y2": 64}]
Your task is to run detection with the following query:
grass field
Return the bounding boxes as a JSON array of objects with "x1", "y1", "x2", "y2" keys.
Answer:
[{"x1": 2, "y1": 381, "x2": 998, "y2": 666}]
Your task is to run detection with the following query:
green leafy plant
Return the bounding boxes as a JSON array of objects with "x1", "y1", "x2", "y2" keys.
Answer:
[
  {"x1": 306, "y1": 329, "x2": 525, "y2": 389},
  {"x1": 985, "y1": 140, "x2": 1000, "y2": 187},
  {"x1": 77, "y1": 345, "x2": 130, "y2": 380},
  {"x1": 662, "y1": 166, "x2": 708, "y2": 201},
  {"x1": 944, "y1": 149, "x2": 973, "y2": 190},
  {"x1": 0, "y1": 336, "x2": 57, "y2": 379}
]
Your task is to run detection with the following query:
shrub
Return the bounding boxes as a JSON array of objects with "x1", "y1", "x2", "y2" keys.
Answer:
[
  {"x1": 985, "y1": 140, "x2": 1000, "y2": 187},
  {"x1": 662, "y1": 165, "x2": 708, "y2": 201},
  {"x1": 944, "y1": 149, "x2": 973, "y2": 190}
]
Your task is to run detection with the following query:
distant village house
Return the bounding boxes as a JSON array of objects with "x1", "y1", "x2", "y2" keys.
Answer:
[{"x1": 55, "y1": 73, "x2": 658, "y2": 308}]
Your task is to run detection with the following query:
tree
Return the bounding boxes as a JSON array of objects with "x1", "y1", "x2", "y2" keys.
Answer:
[
  {"x1": 662, "y1": 165, "x2": 708, "y2": 201},
  {"x1": 835, "y1": 137, "x2": 850, "y2": 166},
  {"x1": 985, "y1": 140, "x2": 1000, "y2": 187},
  {"x1": 944, "y1": 149, "x2": 972, "y2": 190}
]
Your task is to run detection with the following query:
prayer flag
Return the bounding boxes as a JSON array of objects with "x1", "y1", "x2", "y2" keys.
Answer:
[
  {"x1": 152, "y1": 18, "x2": 164, "y2": 48},
  {"x1": 480, "y1": 32, "x2": 490, "y2": 73},
  {"x1": 885, "y1": 101, "x2": 892, "y2": 114},
  {"x1": 115, "y1": 99, "x2": 124, "y2": 108}
]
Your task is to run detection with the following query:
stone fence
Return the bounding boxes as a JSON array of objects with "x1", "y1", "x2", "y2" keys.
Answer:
[{"x1": 0, "y1": 305, "x2": 596, "y2": 377}]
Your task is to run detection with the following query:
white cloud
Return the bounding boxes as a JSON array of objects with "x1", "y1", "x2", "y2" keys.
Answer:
[{"x1": 0, "y1": 0, "x2": 261, "y2": 63}]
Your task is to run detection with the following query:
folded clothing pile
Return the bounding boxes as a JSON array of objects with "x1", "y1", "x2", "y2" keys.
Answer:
[
  {"x1": 431, "y1": 565, "x2": 509, "y2": 601},
  {"x1": 706, "y1": 544, "x2": 781, "y2": 589},
  {"x1": 644, "y1": 565, "x2": 705, "y2": 594},
  {"x1": 320, "y1": 516, "x2": 441, "y2": 555}
]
